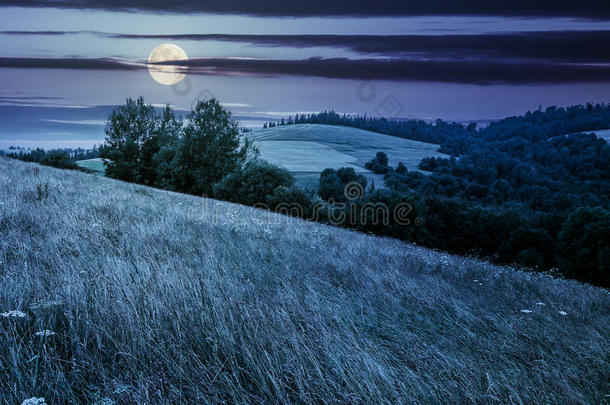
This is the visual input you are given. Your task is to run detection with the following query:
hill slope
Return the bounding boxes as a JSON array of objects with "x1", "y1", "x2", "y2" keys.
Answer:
[
  {"x1": 0, "y1": 157, "x2": 608, "y2": 404},
  {"x1": 248, "y1": 124, "x2": 448, "y2": 189},
  {"x1": 76, "y1": 158, "x2": 106, "y2": 174}
]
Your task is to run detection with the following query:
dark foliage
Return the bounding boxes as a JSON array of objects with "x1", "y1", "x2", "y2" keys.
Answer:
[
  {"x1": 558, "y1": 208, "x2": 610, "y2": 286},
  {"x1": 100, "y1": 97, "x2": 249, "y2": 196},
  {"x1": 6, "y1": 148, "x2": 97, "y2": 171},
  {"x1": 294, "y1": 105, "x2": 610, "y2": 286},
  {"x1": 365, "y1": 151, "x2": 391, "y2": 174},
  {"x1": 266, "y1": 185, "x2": 319, "y2": 219},
  {"x1": 318, "y1": 167, "x2": 367, "y2": 202},
  {"x1": 213, "y1": 159, "x2": 294, "y2": 206}
]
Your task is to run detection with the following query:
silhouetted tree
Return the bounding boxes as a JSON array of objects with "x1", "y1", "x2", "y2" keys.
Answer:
[
  {"x1": 213, "y1": 159, "x2": 293, "y2": 206},
  {"x1": 170, "y1": 98, "x2": 248, "y2": 196},
  {"x1": 100, "y1": 97, "x2": 158, "y2": 183}
]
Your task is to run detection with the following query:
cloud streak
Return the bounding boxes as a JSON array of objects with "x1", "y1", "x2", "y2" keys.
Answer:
[
  {"x1": 176, "y1": 57, "x2": 610, "y2": 84},
  {"x1": 0, "y1": 57, "x2": 141, "y2": 70},
  {"x1": 3, "y1": 56, "x2": 610, "y2": 85},
  {"x1": 1, "y1": 0, "x2": 609, "y2": 18},
  {"x1": 3, "y1": 30, "x2": 610, "y2": 63},
  {"x1": 108, "y1": 30, "x2": 610, "y2": 63}
]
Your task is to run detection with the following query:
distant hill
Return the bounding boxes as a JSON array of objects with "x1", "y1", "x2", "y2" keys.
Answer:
[
  {"x1": 76, "y1": 158, "x2": 106, "y2": 174},
  {"x1": 248, "y1": 124, "x2": 448, "y2": 189},
  {"x1": 0, "y1": 157, "x2": 607, "y2": 403}
]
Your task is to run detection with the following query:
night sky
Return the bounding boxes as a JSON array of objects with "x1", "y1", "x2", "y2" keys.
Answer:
[{"x1": 0, "y1": 1, "x2": 609, "y2": 148}]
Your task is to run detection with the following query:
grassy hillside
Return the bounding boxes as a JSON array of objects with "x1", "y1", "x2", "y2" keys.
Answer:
[
  {"x1": 0, "y1": 157, "x2": 608, "y2": 404},
  {"x1": 76, "y1": 158, "x2": 105, "y2": 174},
  {"x1": 248, "y1": 124, "x2": 448, "y2": 189}
]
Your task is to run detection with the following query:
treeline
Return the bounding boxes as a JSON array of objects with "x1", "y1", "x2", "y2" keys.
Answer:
[
  {"x1": 264, "y1": 111, "x2": 476, "y2": 154},
  {"x1": 265, "y1": 105, "x2": 610, "y2": 286},
  {"x1": 265, "y1": 103, "x2": 610, "y2": 155},
  {"x1": 5, "y1": 147, "x2": 100, "y2": 171}
]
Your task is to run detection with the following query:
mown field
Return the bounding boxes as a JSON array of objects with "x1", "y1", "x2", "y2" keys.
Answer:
[
  {"x1": 76, "y1": 158, "x2": 106, "y2": 174},
  {"x1": 0, "y1": 157, "x2": 608, "y2": 404},
  {"x1": 248, "y1": 124, "x2": 448, "y2": 189}
]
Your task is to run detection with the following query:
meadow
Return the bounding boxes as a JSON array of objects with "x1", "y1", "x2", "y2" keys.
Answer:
[
  {"x1": 248, "y1": 124, "x2": 448, "y2": 189},
  {"x1": 75, "y1": 158, "x2": 106, "y2": 174},
  {"x1": 0, "y1": 157, "x2": 608, "y2": 404}
]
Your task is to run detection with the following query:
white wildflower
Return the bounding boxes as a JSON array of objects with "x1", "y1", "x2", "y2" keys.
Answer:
[
  {"x1": 1, "y1": 310, "x2": 27, "y2": 318},
  {"x1": 473, "y1": 279, "x2": 479, "y2": 283},
  {"x1": 21, "y1": 398, "x2": 47, "y2": 405},
  {"x1": 558, "y1": 311, "x2": 568, "y2": 316},
  {"x1": 35, "y1": 330, "x2": 55, "y2": 337},
  {"x1": 520, "y1": 309, "x2": 532, "y2": 314},
  {"x1": 536, "y1": 302, "x2": 546, "y2": 306}
]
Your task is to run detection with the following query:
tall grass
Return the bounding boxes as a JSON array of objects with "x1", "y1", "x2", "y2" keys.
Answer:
[{"x1": 0, "y1": 157, "x2": 608, "y2": 404}]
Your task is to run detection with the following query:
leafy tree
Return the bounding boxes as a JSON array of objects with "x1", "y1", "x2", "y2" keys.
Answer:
[
  {"x1": 100, "y1": 97, "x2": 157, "y2": 183},
  {"x1": 171, "y1": 99, "x2": 248, "y2": 196},
  {"x1": 318, "y1": 169, "x2": 344, "y2": 201},
  {"x1": 318, "y1": 168, "x2": 367, "y2": 202},
  {"x1": 213, "y1": 159, "x2": 294, "y2": 206},
  {"x1": 139, "y1": 106, "x2": 182, "y2": 186},
  {"x1": 558, "y1": 208, "x2": 610, "y2": 286},
  {"x1": 395, "y1": 162, "x2": 407, "y2": 174},
  {"x1": 365, "y1": 152, "x2": 390, "y2": 174},
  {"x1": 266, "y1": 186, "x2": 317, "y2": 219},
  {"x1": 39, "y1": 150, "x2": 79, "y2": 170}
]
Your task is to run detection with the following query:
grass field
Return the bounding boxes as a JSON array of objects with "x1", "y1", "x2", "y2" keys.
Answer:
[
  {"x1": 248, "y1": 124, "x2": 448, "y2": 189},
  {"x1": 76, "y1": 158, "x2": 106, "y2": 174},
  {"x1": 0, "y1": 157, "x2": 608, "y2": 403}
]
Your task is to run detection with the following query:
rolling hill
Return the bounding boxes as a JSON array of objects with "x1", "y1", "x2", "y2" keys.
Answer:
[
  {"x1": 76, "y1": 158, "x2": 106, "y2": 174},
  {"x1": 0, "y1": 157, "x2": 608, "y2": 403},
  {"x1": 248, "y1": 124, "x2": 448, "y2": 189}
]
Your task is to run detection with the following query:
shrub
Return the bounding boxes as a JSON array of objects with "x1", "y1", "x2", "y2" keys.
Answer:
[
  {"x1": 213, "y1": 160, "x2": 294, "y2": 206},
  {"x1": 39, "y1": 151, "x2": 79, "y2": 170},
  {"x1": 318, "y1": 168, "x2": 367, "y2": 202},
  {"x1": 365, "y1": 152, "x2": 390, "y2": 174},
  {"x1": 558, "y1": 208, "x2": 610, "y2": 286},
  {"x1": 266, "y1": 186, "x2": 316, "y2": 219}
]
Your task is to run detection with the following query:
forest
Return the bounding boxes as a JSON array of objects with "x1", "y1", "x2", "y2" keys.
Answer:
[{"x1": 269, "y1": 105, "x2": 610, "y2": 286}]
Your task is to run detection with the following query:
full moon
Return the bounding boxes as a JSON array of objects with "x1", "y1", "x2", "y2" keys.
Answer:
[{"x1": 147, "y1": 44, "x2": 188, "y2": 86}]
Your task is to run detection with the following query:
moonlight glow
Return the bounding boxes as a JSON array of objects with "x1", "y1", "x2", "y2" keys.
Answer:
[{"x1": 147, "y1": 44, "x2": 188, "y2": 86}]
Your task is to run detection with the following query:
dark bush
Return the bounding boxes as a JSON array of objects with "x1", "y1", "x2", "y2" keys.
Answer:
[
  {"x1": 39, "y1": 150, "x2": 79, "y2": 170},
  {"x1": 213, "y1": 160, "x2": 294, "y2": 206},
  {"x1": 318, "y1": 168, "x2": 367, "y2": 202},
  {"x1": 266, "y1": 186, "x2": 317, "y2": 219},
  {"x1": 365, "y1": 152, "x2": 391, "y2": 174},
  {"x1": 558, "y1": 208, "x2": 610, "y2": 286}
]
